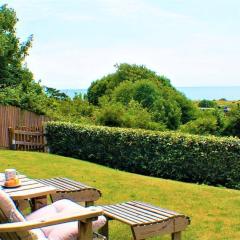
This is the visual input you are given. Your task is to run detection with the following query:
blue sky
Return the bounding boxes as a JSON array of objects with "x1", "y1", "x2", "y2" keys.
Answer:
[{"x1": 4, "y1": 0, "x2": 240, "y2": 89}]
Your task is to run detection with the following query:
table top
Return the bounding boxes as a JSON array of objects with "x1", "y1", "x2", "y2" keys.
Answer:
[{"x1": 0, "y1": 174, "x2": 56, "y2": 200}]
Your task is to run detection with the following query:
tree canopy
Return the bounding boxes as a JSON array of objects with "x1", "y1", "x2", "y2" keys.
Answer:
[
  {"x1": 0, "y1": 4, "x2": 33, "y2": 88},
  {"x1": 87, "y1": 63, "x2": 197, "y2": 129}
]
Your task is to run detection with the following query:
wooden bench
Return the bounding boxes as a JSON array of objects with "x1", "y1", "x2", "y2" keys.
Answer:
[
  {"x1": 101, "y1": 201, "x2": 190, "y2": 240},
  {"x1": 36, "y1": 177, "x2": 102, "y2": 207}
]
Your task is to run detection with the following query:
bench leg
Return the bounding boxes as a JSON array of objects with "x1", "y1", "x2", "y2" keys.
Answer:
[
  {"x1": 85, "y1": 201, "x2": 94, "y2": 207},
  {"x1": 31, "y1": 195, "x2": 48, "y2": 211},
  {"x1": 172, "y1": 232, "x2": 181, "y2": 240},
  {"x1": 78, "y1": 221, "x2": 92, "y2": 240},
  {"x1": 99, "y1": 220, "x2": 109, "y2": 239}
]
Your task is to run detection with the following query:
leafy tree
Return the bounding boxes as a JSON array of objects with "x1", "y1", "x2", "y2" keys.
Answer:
[
  {"x1": 152, "y1": 98, "x2": 182, "y2": 130},
  {"x1": 95, "y1": 97, "x2": 165, "y2": 130},
  {"x1": 223, "y1": 105, "x2": 240, "y2": 137},
  {"x1": 198, "y1": 99, "x2": 217, "y2": 108},
  {"x1": 89, "y1": 64, "x2": 196, "y2": 130},
  {"x1": 180, "y1": 116, "x2": 218, "y2": 135},
  {"x1": 45, "y1": 87, "x2": 70, "y2": 101},
  {"x1": 0, "y1": 4, "x2": 33, "y2": 88},
  {"x1": 87, "y1": 63, "x2": 171, "y2": 105}
]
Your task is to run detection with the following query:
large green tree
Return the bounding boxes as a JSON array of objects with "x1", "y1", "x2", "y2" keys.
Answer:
[
  {"x1": 0, "y1": 4, "x2": 33, "y2": 88},
  {"x1": 88, "y1": 63, "x2": 197, "y2": 129}
]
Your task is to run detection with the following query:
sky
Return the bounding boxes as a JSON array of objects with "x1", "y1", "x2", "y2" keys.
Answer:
[{"x1": 4, "y1": 0, "x2": 240, "y2": 89}]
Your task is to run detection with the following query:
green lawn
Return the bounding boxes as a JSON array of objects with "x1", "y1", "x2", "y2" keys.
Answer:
[{"x1": 0, "y1": 150, "x2": 239, "y2": 240}]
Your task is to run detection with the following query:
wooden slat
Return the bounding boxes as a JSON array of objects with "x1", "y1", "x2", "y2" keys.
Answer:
[
  {"x1": 129, "y1": 201, "x2": 180, "y2": 217},
  {"x1": 103, "y1": 205, "x2": 144, "y2": 224},
  {"x1": 57, "y1": 177, "x2": 92, "y2": 189},
  {"x1": 3, "y1": 183, "x2": 46, "y2": 193},
  {"x1": 36, "y1": 179, "x2": 68, "y2": 191},
  {"x1": 119, "y1": 203, "x2": 166, "y2": 221},
  {"x1": 9, "y1": 186, "x2": 56, "y2": 200},
  {"x1": 38, "y1": 178, "x2": 80, "y2": 191},
  {"x1": 109, "y1": 204, "x2": 158, "y2": 223},
  {"x1": 13, "y1": 130, "x2": 43, "y2": 135},
  {"x1": 105, "y1": 205, "x2": 149, "y2": 223},
  {"x1": 102, "y1": 206, "x2": 138, "y2": 225},
  {"x1": 14, "y1": 141, "x2": 44, "y2": 147},
  {"x1": 0, "y1": 105, "x2": 49, "y2": 148}
]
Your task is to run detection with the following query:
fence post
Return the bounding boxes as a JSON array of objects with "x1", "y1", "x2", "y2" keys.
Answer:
[
  {"x1": 8, "y1": 127, "x2": 16, "y2": 150},
  {"x1": 43, "y1": 125, "x2": 49, "y2": 153}
]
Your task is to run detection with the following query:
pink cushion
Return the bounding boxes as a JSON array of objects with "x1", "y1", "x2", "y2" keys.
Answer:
[
  {"x1": 0, "y1": 189, "x2": 17, "y2": 219},
  {"x1": 0, "y1": 190, "x2": 47, "y2": 240},
  {"x1": 26, "y1": 199, "x2": 106, "y2": 240}
]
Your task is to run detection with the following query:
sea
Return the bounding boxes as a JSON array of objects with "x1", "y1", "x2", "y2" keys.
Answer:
[{"x1": 61, "y1": 86, "x2": 240, "y2": 101}]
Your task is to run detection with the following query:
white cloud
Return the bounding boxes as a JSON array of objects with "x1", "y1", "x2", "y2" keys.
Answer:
[
  {"x1": 98, "y1": 0, "x2": 189, "y2": 20},
  {"x1": 25, "y1": 40, "x2": 240, "y2": 89}
]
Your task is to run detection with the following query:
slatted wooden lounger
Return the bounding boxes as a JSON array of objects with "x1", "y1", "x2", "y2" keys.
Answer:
[
  {"x1": 101, "y1": 201, "x2": 190, "y2": 240},
  {"x1": 35, "y1": 177, "x2": 102, "y2": 207}
]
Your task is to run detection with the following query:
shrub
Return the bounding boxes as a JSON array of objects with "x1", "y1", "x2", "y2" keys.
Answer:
[
  {"x1": 46, "y1": 122, "x2": 240, "y2": 189},
  {"x1": 198, "y1": 99, "x2": 217, "y2": 108},
  {"x1": 87, "y1": 63, "x2": 197, "y2": 129}
]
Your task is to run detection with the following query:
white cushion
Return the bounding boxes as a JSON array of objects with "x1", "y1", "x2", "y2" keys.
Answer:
[
  {"x1": 0, "y1": 190, "x2": 47, "y2": 240},
  {"x1": 26, "y1": 199, "x2": 106, "y2": 240}
]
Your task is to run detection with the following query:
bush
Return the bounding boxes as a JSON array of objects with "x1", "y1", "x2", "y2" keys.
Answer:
[
  {"x1": 223, "y1": 106, "x2": 240, "y2": 137},
  {"x1": 180, "y1": 116, "x2": 218, "y2": 135},
  {"x1": 198, "y1": 99, "x2": 217, "y2": 108},
  {"x1": 46, "y1": 122, "x2": 240, "y2": 189},
  {"x1": 87, "y1": 63, "x2": 197, "y2": 129}
]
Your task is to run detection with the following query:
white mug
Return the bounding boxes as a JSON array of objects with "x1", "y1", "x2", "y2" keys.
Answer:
[{"x1": 5, "y1": 169, "x2": 18, "y2": 181}]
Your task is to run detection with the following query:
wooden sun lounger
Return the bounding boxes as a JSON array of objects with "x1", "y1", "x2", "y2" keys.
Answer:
[{"x1": 101, "y1": 201, "x2": 190, "y2": 240}]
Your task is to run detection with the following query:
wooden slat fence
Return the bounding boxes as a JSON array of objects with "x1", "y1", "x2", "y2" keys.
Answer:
[{"x1": 0, "y1": 105, "x2": 49, "y2": 149}]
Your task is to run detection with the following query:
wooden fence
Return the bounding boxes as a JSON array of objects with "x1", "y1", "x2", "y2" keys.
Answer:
[
  {"x1": 0, "y1": 105, "x2": 49, "y2": 149},
  {"x1": 8, "y1": 126, "x2": 46, "y2": 152}
]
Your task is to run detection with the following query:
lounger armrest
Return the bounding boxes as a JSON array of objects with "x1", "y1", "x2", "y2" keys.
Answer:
[{"x1": 0, "y1": 208, "x2": 103, "y2": 232}]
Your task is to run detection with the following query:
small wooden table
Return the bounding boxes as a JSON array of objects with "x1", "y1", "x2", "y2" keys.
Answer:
[
  {"x1": 0, "y1": 174, "x2": 56, "y2": 211},
  {"x1": 35, "y1": 177, "x2": 102, "y2": 207},
  {"x1": 101, "y1": 201, "x2": 190, "y2": 240}
]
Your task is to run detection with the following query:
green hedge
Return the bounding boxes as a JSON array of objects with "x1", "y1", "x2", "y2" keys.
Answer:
[{"x1": 45, "y1": 122, "x2": 240, "y2": 189}]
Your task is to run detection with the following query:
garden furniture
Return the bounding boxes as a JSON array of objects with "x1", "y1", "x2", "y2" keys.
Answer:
[
  {"x1": 101, "y1": 201, "x2": 190, "y2": 240},
  {"x1": 35, "y1": 177, "x2": 101, "y2": 207},
  {"x1": 0, "y1": 174, "x2": 56, "y2": 211},
  {"x1": 0, "y1": 189, "x2": 106, "y2": 240}
]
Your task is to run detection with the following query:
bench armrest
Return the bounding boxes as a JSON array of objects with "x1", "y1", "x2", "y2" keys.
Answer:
[{"x1": 0, "y1": 208, "x2": 103, "y2": 232}]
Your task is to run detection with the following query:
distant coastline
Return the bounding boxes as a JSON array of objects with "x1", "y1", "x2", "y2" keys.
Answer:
[{"x1": 61, "y1": 86, "x2": 240, "y2": 101}]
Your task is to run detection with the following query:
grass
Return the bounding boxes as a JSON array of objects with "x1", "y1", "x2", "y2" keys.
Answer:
[{"x1": 0, "y1": 150, "x2": 240, "y2": 240}]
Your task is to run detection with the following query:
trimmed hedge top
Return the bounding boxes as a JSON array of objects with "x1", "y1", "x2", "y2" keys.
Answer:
[{"x1": 46, "y1": 122, "x2": 240, "y2": 189}]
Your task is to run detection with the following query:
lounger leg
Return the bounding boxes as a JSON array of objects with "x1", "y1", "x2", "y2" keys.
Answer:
[
  {"x1": 99, "y1": 220, "x2": 109, "y2": 239},
  {"x1": 85, "y1": 201, "x2": 94, "y2": 207},
  {"x1": 31, "y1": 195, "x2": 48, "y2": 211},
  {"x1": 78, "y1": 221, "x2": 92, "y2": 240},
  {"x1": 172, "y1": 232, "x2": 181, "y2": 240}
]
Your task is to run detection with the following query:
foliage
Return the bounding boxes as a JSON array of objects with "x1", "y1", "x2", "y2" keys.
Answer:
[
  {"x1": 45, "y1": 87, "x2": 70, "y2": 101},
  {"x1": 180, "y1": 116, "x2": 218, "y2": 135},
  {"x1": 87, "y1": 63, "x2": 171, "y2": 105},
  {"x1": 88, "y1": 64, "x2": 197, "y2": 130},
  {"x1": 46, "y1": 122, "x2": 240, "y2": 189},
  {"x1": 0, "y1": 5, "x2": 33, "y2": 88},
  {"x1": 223, "y1": 105, "x2": 240, "y2": 137},
  {"x1": 0, "y1": 82, "x2": 50, "y2": 114},
  {"x1": 198, "y1": 99, "x2": 217, "y2": 108},
  {"x1": 0, "y1": 4, "x2": 53, "y2": 115},
  {"x1": 46, "y1": 95, "x2": 96, "y2": 124},
  {"x1": 95, "y1": 98, "x2": 165, "y2": 130}
]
